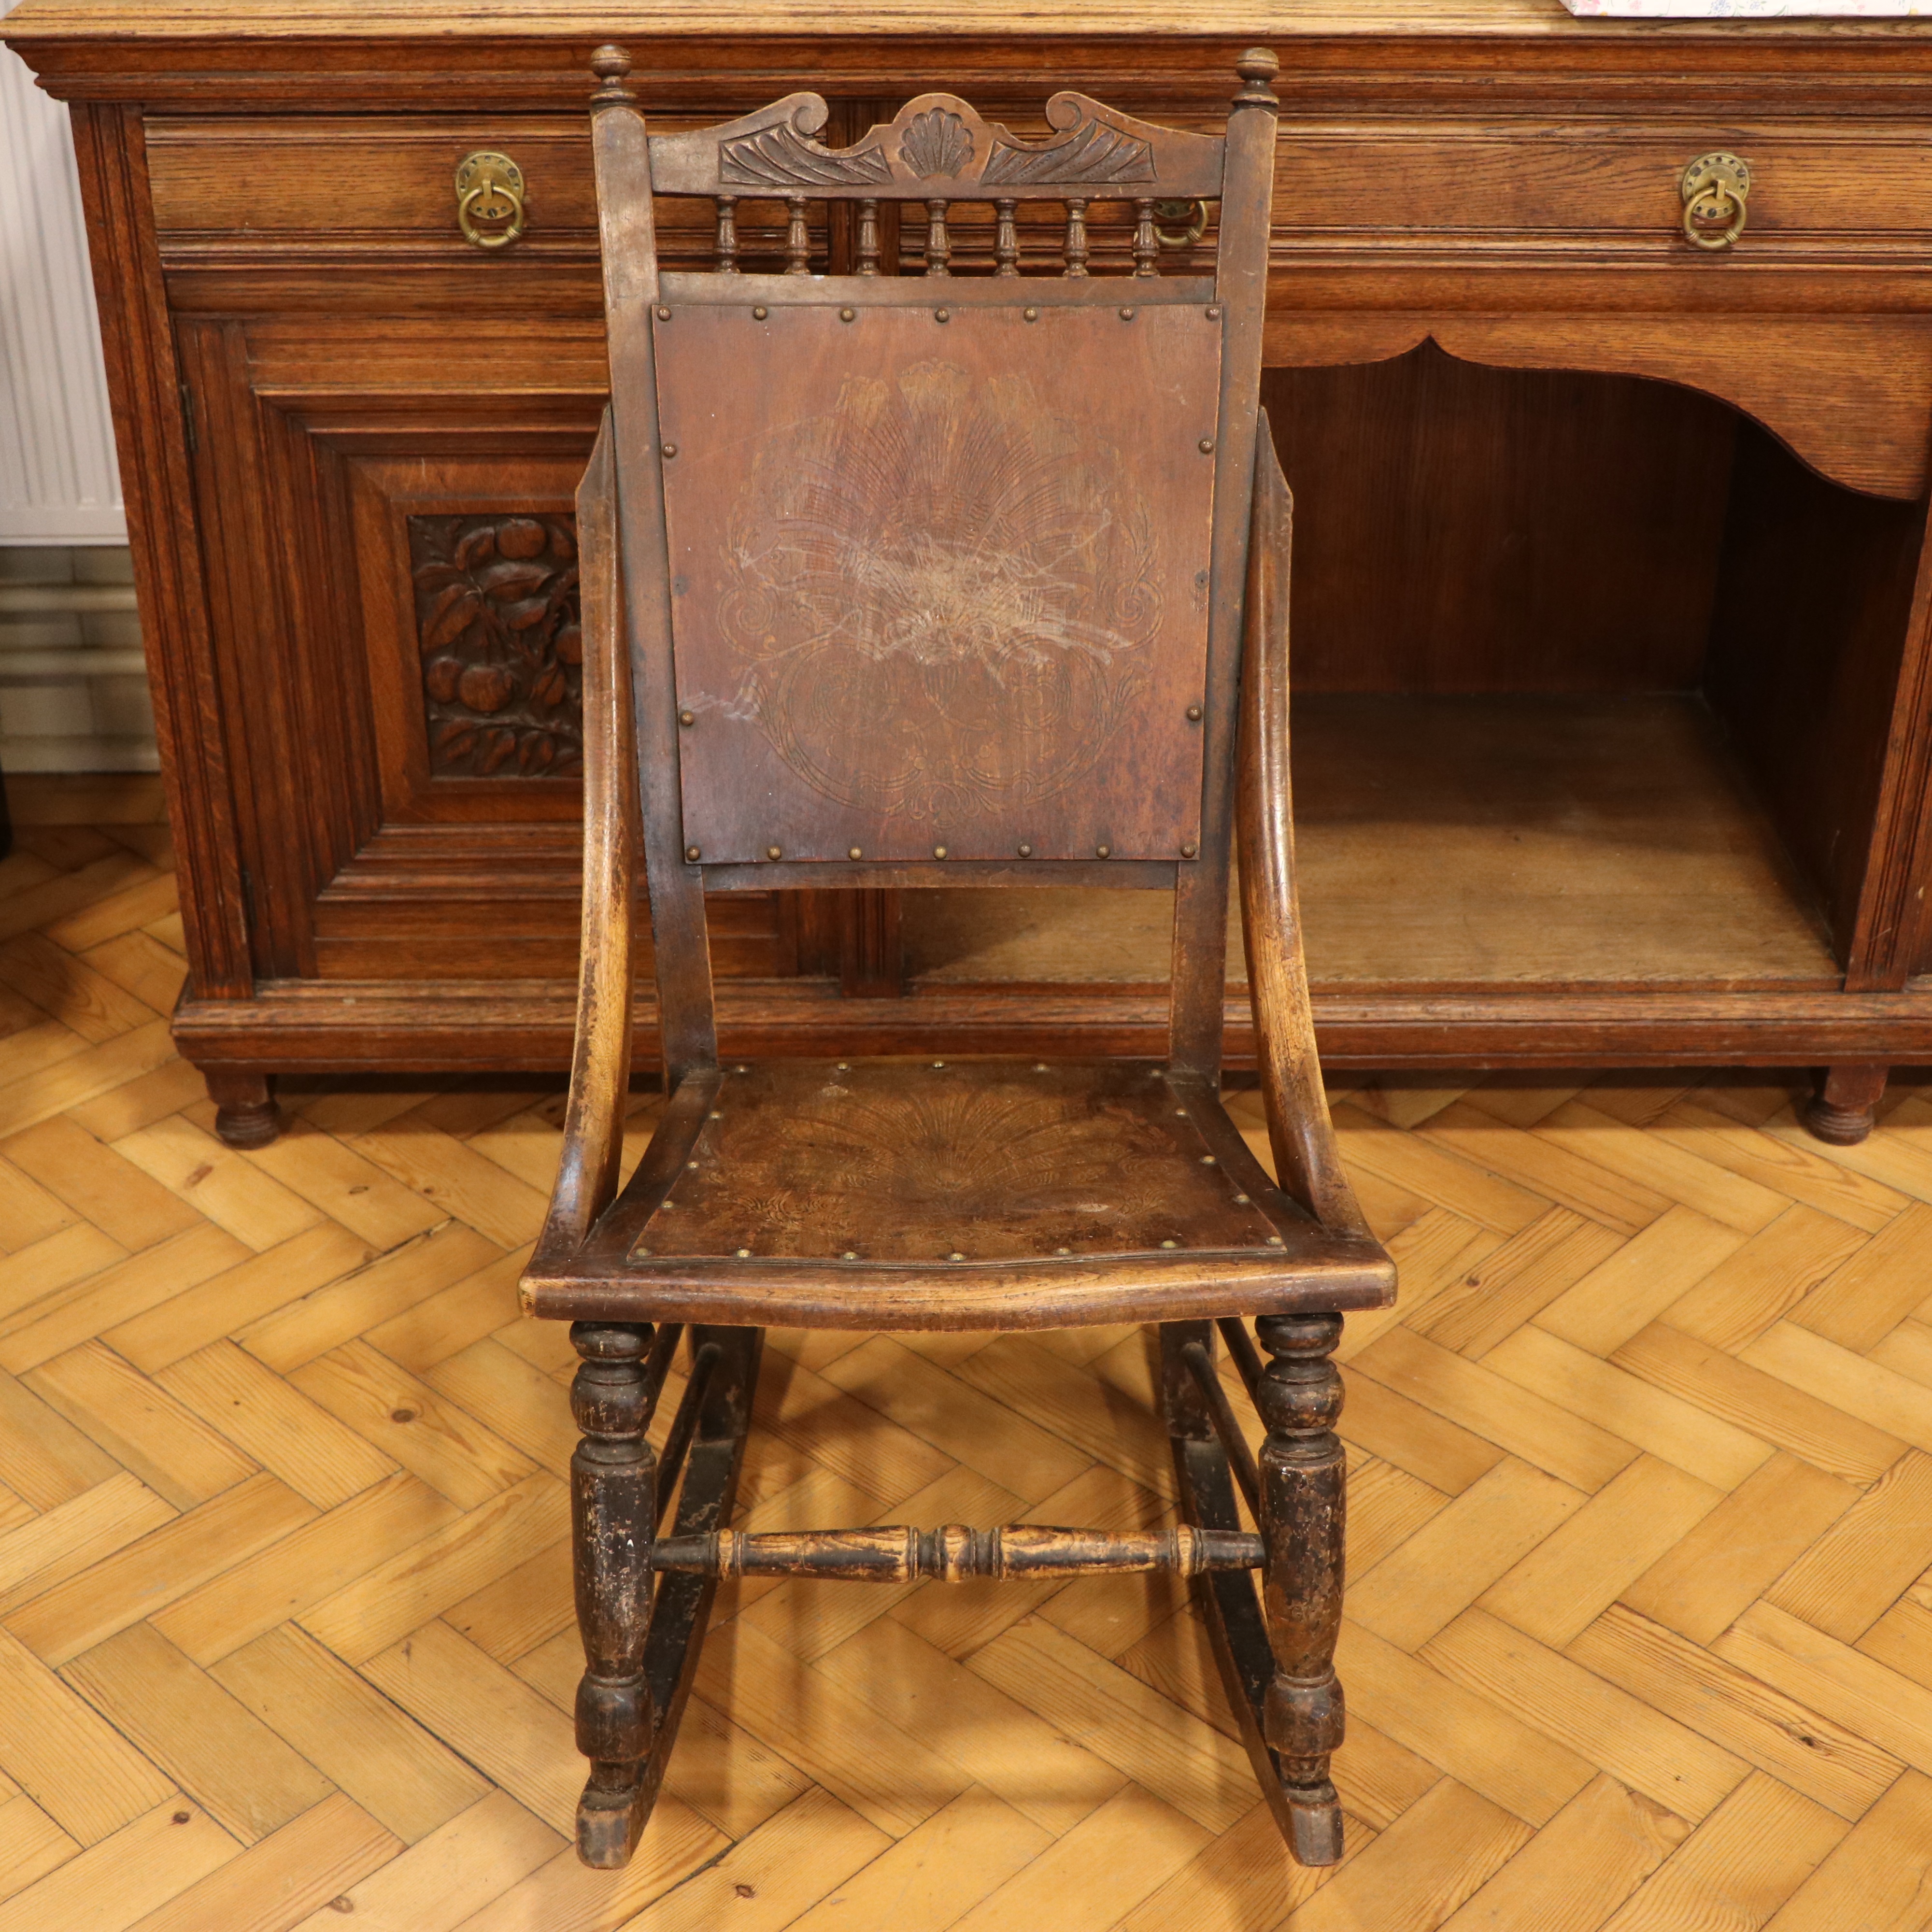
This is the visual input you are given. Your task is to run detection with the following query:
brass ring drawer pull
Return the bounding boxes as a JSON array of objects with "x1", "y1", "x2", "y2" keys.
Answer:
[
  {"x1": 1152, "y1": 198, "x2": 1208, "y2": 249},
  {"x1": 455, "y1": 150, "x2": 526, "y2": 249},
  {"x1": 1681, "y1": 152, "x2": 1750, "y2": 253}
]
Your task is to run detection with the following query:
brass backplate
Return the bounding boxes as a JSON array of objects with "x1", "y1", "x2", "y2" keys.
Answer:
[
  {"x1": 1681, "y1": 151, "x2": 1751, "y2": 207},
  {"x1": 455, "y1": 151, "x2": 526, "y2": 248}
]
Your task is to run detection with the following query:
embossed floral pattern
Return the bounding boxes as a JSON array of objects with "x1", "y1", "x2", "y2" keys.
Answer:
[{"x1": 409, "y1": 513, "x2": 583, "y2": 779}]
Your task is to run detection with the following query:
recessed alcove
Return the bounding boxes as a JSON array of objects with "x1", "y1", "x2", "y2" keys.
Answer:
[{"x1": 902, "y1": 344, "x2": 1924, "y2": 996}]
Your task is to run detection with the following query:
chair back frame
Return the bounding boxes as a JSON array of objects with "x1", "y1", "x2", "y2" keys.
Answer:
[{"x1": 586, "y1": 46, "x2": 1282, "y2": 1093}]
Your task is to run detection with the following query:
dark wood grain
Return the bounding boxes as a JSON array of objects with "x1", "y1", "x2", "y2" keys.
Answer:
[
  {"x1": 17, "y1": 7, "x2": 1932, "y2": 1145},
  {"x1": 527, "y1": 58, "x2": 1391, "y2": 1875},
  {"x1": 1803, "y1": 1062, "x2": 1889, "y2": 1146},
  {"x1": 1255, "y1": 1309, "x2": 1348, "y2": 1865},
  {"x1": 1264, "y1": 348, "x2": 1738, "y2": 697},
  {"x1": 568, "y1": 1320, "x2": 657, "y2": 1864},
  {"x1": 1705, "y1": 419, "x2": 1925, "y2": 968}
]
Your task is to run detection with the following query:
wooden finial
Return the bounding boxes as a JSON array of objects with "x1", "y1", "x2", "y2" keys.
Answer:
[
  {"x1": 1234, "y1": 46, "x2": 1280, "y2": 104},
  {"x1": 590, "y1": 43, "x2": 634, "y2": 104}
]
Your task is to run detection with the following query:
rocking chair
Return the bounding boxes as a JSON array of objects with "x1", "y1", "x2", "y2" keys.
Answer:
[{"x1": 523, "y1": 43, "x2": 1395, "y2": 1873}]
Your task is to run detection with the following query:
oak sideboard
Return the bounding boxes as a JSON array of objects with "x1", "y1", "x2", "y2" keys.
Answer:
[{"x1": 9, "y1": 0, "x2": 1932, "y2": 1146}]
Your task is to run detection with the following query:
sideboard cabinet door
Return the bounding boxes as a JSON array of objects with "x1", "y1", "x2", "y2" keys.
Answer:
[{"x1": 171, "y1": 312, "x2": 798, "y2": 992}]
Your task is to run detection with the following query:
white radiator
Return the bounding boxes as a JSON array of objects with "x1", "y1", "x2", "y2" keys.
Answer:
[{"x1": 0, "y1": 12, "x2": 124, "y2": 546}]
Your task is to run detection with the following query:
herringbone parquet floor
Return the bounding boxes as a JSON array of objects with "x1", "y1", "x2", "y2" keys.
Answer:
[{"x1": 0, "y1": 778, "x2": 1930, "y2": 1931}]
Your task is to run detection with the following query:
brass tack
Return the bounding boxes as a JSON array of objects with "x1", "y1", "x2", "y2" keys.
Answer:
[
  {"x1": 1018, "y1": 842, "x2": 1033, "y2": 857},
  {"x1": 1160, "y1": 1238, "x2": 1179, "y2": 1249},
  {"x1": 637, "y1": 1246, "x2": 650, "y2": 1256},
  {"x1": 1175, "y1": 1108, "x2": 1188, "y2": 1116},
  {"x1": 1119, "y1": 306, "x2": 1135, "y2": 320},
  {"x1": 843, "y1": 1250, "x2": 858, "y2": 1260},
  {"x1": 947, "y1": 1250, "x2": 965, "y2": 1261},
  {"x1": 735, "y1": 1065, "x2": 748, "y2": 1073},
  {"x1": 1234, "y1": 1192, "x2": 1250, "y2": 1203},
  {"x1": 1206, "y1": 305, "x2": 1222, "y2": 319},
  {"x1": 1266, "y1": 1235, "x2": 1285, "y2": 1247},
  {"x1": 836, "y1": 1062, "x2": 850, "y2": 1070},
  {"x1": 1181, "y1": 840, "x2": 1199, "y2": 858},
  {"x1": 846, "y1": 845, "x2": 864, "y2": 861},
  {"x1": 736, "y1": 1247, "x2": 752, "y2": 1258},
  {"x1": 685, "y1": 845, "x2": 701, "y2": 861},
  {"x1": 839, "y1": 306, "x2": 856, "y2": 321},
  {"x1": 679, "y1": 709, "x2": 695, "y2": 726},
  {"x1": 1201, "y1": 1154, "x2": 1216, "y2": 1164},
  {"x1": 1023, "y1": 307, "x2": 1039, "y2": 321},
  {"x1": 1186, "y1": 703, "x2": 1203, "y2": 722},
  {"x1": 934, "y1": 843, "x2": 948, "y2": 859},
  {"x1": 753, "y1": 304, "x2": 768, "y2": 319},
  {"x1": 935, "y1": 307, "x2": 950, "y2": 322},
  {"x1": 687, "y1": 1159, "x2": 699, "y2": 1169},
  {"x1": 1096, "y1": 844, "x2": 1110, "y2": 858},
  {"x1": 1056, "y1": 1246, "x2": 1072, "y2": 1255},
  {"x1": 767, "y1": 844, "x2": 782, "y2": 859},
  {"x1": 932, "y1": 1060, "x2": 947, "y2": 1069},
  {"x1": 1198, "y1": 437, "x2": 1214, "y2": 454},
  {"x1": 710, "y1": 1110, "x2": 722, "y2": 1119},
  {"x1": 662, "y1": 442, "x2": 678, "y2": 458},
  {"x1": 1034, "y1": 1063, "x2": 1049, "y2": 1072},
  {"x1": 656, "y1": 306, "x2": 670, "y2": 320}
]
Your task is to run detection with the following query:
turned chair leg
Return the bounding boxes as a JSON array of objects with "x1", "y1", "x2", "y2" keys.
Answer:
[
  {"x1": 570, "y1": 1321, "x2": 657, "y2": 1865},
  {"x1": 1804, "y1": 1062, "x2": 1888, "y2": 1145},
  {"x1": 1256, "y1": 1311, "x2": 1347, "y2": 1865}
]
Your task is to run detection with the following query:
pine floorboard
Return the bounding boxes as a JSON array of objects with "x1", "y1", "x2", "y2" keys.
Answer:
[{"x1": 0, "y1": 778, "x2": 1929, "y2": 1929}]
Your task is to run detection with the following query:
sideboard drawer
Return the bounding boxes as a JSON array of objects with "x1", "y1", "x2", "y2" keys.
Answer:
[
  {"x1": 147, "y1": 116, "x2": 595, "y2": 246},
  {"x1": 1274, "y1": 121, "x2": 1932, "y2": 251}
]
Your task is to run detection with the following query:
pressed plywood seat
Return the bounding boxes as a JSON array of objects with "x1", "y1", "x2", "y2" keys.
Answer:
[{"x1": 523, "y1": 42, "x2": 1394, "y2": 1884}]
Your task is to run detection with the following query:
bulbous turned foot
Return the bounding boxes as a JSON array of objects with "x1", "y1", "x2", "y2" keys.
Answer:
[
  {"x1": 1803, "y1": 1063, "x2": 1887, "y2": 1147},
  {"x1": 205, "y1": 1070, "x2": 280, "y2": 1148}
]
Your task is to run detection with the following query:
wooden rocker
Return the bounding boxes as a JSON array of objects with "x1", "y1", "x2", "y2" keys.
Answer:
[{"x1": 523, "y1": 43, "x2": 1395, "y2": 1873}]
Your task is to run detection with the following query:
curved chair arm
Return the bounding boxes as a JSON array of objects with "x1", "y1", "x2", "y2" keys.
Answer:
[
  {"x1": 1236, "y1": 416, "x2": 1372, "y2": 1240},
  {"x1": 535, "y1": 412, "x2": 637, "y2": 1260}
]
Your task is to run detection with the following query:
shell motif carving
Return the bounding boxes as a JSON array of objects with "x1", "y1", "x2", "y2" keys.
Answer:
[
  {"x1": 719, "y1": 120, "x2": 893, "y2": 189},
  {"x1": 715, "y1": 359, "x2": 1163, "y2": 822},
  {"x1": 409, "y1": 513, "x2": 583, "y2": 779},
  {"x1": 897, "y1": 106, "x2": 975, "y2": 181}
]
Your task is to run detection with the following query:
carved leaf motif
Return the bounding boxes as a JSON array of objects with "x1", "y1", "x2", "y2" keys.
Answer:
[
  {"x1": 719, "y1": 120, "x2": 892, "y2": 189},
  {"x1": 983, "y1": 117, "x2": 1156, "y2": 187},
  {"x1": 408, "y1": 512, "x2": 583, "y2": 780},
  {"x1": 897, "y1": 106, "x2": 974, "y2": 181}
]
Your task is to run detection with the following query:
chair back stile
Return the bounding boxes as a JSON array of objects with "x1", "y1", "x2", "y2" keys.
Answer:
[
  {"x1": 584, "y1": 46, "x2": 1281, "y2": 1086},
  {"x1": 589, "y1": 52, "x2": 717, "y2": 1087}
]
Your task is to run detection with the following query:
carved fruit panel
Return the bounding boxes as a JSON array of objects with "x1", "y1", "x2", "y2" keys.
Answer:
[{"x1": 408, "y1": 512, "x2": 583, "y2": 779}]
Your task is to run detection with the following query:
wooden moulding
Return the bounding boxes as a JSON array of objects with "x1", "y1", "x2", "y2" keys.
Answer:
[
  {"x1": 174, "y1": 978, "x2": 1932, "y2": 1073},
  {"x1": 650, "y1": 1522, "x2": 1264, "y2": 1580}
]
